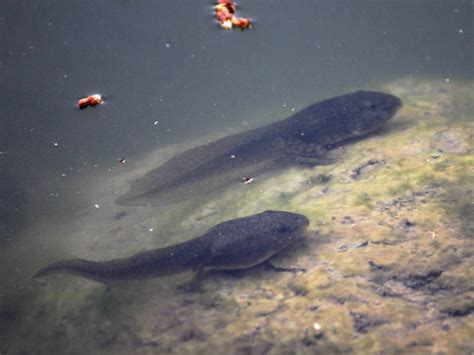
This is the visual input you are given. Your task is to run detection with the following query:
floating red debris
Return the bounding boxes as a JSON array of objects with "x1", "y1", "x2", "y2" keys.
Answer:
[
  {"x1": 214, "y1": 0, "x2": 251, "y2": 30},
  {"x1": 78, "y1": 94, "x2": 103, "y2": 109},
  {"x1": 231, "y1": 17, "x2": 250, "y2": 30}
]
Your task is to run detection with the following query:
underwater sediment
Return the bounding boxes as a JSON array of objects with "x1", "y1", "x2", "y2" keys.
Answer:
[{"x1": 1, "y1": 78, "x2": 473, "y2": 354}]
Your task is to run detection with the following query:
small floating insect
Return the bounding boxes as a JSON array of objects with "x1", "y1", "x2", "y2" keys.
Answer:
[
  {"x1": 77, "y1": 94, "x2": 103, "y2": 109},
  {"x1": 240, "y1": 176, "x2": 254, "y2": 184}
]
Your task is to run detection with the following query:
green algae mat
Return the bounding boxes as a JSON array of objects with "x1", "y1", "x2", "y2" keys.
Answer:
[{"x1": 2, "y1": 78, "x2": 473, "y2": 354}]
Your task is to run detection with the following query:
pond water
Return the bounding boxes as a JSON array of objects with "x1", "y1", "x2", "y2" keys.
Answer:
[{"x1": 1, "y1": 0, "x2": 472, "y2": 354}]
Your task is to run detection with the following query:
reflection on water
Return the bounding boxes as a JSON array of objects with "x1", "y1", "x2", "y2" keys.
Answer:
[{"x1": 1, "y1": 0, "x2": 473, "y2": 353}]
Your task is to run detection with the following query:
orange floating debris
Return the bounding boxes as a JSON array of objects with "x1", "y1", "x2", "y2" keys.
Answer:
[
  {"x1": 214, "y1": 0, "x2": 251, "y2": 31},
  {"x1": 78, "y1": 94, "x2": 103, "y2": 109},
  {"x1": 231, "y1": 16, "x2": 250, "y2": 30}
]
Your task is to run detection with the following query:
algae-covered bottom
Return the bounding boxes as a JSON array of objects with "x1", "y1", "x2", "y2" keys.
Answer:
[{"x1": 1, "y1": 78, "x2": 473, "y2": 354}]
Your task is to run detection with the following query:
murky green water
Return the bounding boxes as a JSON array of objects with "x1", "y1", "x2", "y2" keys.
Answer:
[{"x1": 1, "y1": 0, "x2": 472, "y2": 353}]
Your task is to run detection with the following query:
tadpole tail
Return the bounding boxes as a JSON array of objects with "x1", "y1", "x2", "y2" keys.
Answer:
[{"x1": 32, "y1": 259, "x2": 109, "y2": 282}]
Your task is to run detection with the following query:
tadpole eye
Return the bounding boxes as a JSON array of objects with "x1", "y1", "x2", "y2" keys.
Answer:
[
  {"x1": 275, "y1": 225, "x2": 290, "y2": 233},
  {"x1": 361, "y1": 100, "x2": 376, "y2": 109}
]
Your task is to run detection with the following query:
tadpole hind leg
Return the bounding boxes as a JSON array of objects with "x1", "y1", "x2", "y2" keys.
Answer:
[
  {"x1": 281, "y1": 141, "x2": 333, "y2": 167},
  {"x1": 264, "y1": 260, "x2": 307, "y2": 274},
  {"x1": 178, "y1": 268, "x2": 206, "y2": 293}
]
